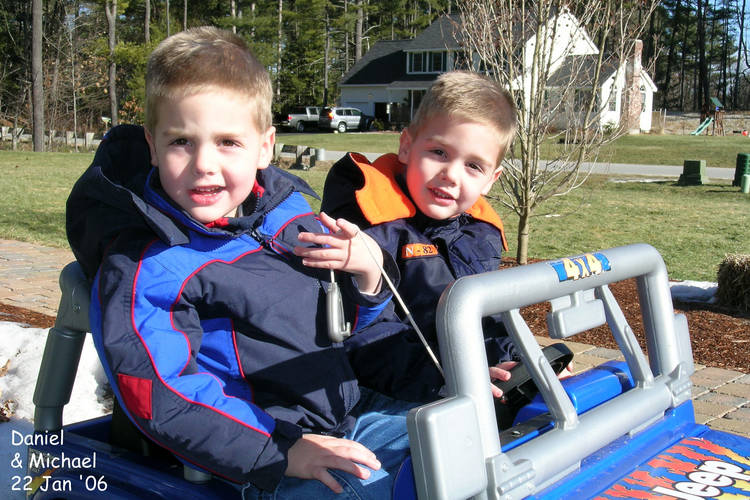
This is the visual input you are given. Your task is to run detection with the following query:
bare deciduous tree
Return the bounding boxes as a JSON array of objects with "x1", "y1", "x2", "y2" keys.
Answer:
[
  {"x1": 104, "y1": 0, "x2": 118, "y2": 127},
  {"x1": 145, "y1": 0, "x2": 151, "y2": 44},
  {"x1": 454, "y1": 0, "x2": 658, "y2": 263},
  {"x1": 32, "y1": 0, "x2": 44, "y2": 151}
]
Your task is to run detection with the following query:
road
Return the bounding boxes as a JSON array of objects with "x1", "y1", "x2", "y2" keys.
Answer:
[{"x1": 322, "y1": 151, "x2": 735, "y2": 180}]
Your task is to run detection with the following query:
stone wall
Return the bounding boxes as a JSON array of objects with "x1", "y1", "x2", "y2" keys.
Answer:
[{"x1": 0, "y1": 127, "x2": 101, "y2": 149}]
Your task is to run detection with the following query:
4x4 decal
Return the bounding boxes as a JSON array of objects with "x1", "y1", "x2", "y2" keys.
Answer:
[{"x1": 550, "y1": 252, "x2": 611, "y2": 282}]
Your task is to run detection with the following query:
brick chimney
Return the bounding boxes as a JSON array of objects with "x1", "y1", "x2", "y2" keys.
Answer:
[{"x1": 625, "y1": 39, "x2": 643, "y2": 134}]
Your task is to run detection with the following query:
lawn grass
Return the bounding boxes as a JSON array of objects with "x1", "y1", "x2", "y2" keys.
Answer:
[
  {"x1": 489, "y1": 176, "x2": 748, "y2": 281},
  {"x1": 595, "y1": 134, "x2": 750, "y2": 169},
  {"x1": 1, "y1": 141, "x2": 747, "y2": 282},
  {"x1": 278, "y1": 130, "x2": 400, "y2": 154},
  {"x1": 0, "y1": 151, "x2": 90, "y2": 248}
]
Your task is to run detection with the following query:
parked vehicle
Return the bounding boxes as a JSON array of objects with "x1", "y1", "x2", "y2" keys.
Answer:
[
  {"x1": 24, "y1": 244, "x2": 750, "y2": 499},
  {"x1": 318, "y1": 106, "x2": 373, "y2": 132},
  {"x1": 279, "y1": 106, "x2": 320, "y2": 132}
]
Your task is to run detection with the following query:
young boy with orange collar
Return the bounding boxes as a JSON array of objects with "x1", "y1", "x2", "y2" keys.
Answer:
[{"x1": 295, "y1": 71, "x2": 520, "y2": 402}]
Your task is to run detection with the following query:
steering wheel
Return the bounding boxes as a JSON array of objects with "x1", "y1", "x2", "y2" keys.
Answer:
[{"x1": 493, "y1": 343, "x2": 574, "y2": 429}]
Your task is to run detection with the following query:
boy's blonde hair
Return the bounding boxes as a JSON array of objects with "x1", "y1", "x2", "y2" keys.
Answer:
[
  {"x1": 409, "y1": 71, "x2": 517, "y2": 166},
  {"x1": 145, "y1": 26, "x2": 272, "y2": 132}
]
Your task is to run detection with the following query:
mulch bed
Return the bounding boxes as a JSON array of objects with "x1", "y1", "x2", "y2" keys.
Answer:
[
  {"x1": 0, "y1": 302, "x2": 55, "y2": 328},
  {"x1": 519, "y1": 278, "x2": 749, "y2": 373}
]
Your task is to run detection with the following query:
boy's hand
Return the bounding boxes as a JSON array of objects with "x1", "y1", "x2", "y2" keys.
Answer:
[
  {"x1": 489, "y1": 361, "x2": 517, "y2": 399},
  {"x1": 295, "y1": 212, "x2": 383, "y2": 294},
  {"x1": 286, "y1": 434, "x2": 381, "y2": 493},
  {"x1": 489, "y1": 360, "x2": 574, "y2": 399}
]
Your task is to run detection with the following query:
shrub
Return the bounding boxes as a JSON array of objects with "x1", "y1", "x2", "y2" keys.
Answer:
[{"x1": 716, "y1": 254, "x2": 750, "y2": 313}]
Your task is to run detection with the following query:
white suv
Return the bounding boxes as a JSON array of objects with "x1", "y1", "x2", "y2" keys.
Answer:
[{"x1": 318, "y1": 107, "x2": 373, "y2": 133}]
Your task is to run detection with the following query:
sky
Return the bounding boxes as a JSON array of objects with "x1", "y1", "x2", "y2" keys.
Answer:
[{"x1": 0, "y1": 280, "x2": 718, "y2": 499}]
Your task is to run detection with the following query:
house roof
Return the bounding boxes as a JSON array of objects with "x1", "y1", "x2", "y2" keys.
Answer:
[
  {"x1": 407, "y1": 13, "x2": 464, "y2": 50},
  {"x1": 340, "y1": 14, "x2": 465, "y2": 87},
  {"x1": 547, "y1": 53, "x2": 657, "y2": 94},
  {"x1": 340, "y1": 39, "x2": 410, "y2": 85},
  {"x1": 546, "y1": 54, "x2": 621, "y2": 88}
]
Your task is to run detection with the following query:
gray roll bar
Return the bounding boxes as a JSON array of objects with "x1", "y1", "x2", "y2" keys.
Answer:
[
  {"x1": 33, "y1": 261, "x2": 90, "y2": 432},
  {"x1": 407, "y1": 244, "x2": 694, "y2": 500}
]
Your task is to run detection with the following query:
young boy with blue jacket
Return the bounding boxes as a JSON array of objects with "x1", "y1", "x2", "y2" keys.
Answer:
[
  {"x1": 66, "y1": 26, "x2": 414, "y2": 499},
  {"x1": 298, "y1": 71, "x2": 520, "y2": 403}
]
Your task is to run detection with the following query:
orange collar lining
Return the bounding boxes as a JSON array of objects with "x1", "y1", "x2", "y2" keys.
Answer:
[{"x1": 348, "y1": 153, "x2": 508, "y2": 251}]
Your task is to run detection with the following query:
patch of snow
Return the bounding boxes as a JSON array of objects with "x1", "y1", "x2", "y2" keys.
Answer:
[{"x1": 669, "y1": 280, "x2": 718, "y2": 304}]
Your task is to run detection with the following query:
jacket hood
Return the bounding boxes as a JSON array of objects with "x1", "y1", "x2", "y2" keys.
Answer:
[{"x1": 67, "y1": 124, "x2": 317, "y2": 280}]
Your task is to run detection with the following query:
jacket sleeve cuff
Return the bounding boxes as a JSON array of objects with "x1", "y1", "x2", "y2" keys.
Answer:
[
  {"x1": 344, "y1": 248, "x2": 400, "y2": 307},
  {"x1": 246, "y1": 419, "x2": 303, "y2": 491}
]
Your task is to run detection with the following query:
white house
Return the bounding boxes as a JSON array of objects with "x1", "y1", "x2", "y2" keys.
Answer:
[{"x1": 338, "y1": 12, "x2": 656, "y2": 133}]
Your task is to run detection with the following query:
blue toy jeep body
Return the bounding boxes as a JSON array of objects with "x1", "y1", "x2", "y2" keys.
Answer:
[{"x1": 26, "y1": 244, "x2": 750, "y2": 499}]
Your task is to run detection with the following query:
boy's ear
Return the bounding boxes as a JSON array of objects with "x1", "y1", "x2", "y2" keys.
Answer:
[
  {"x1": 397, "y1": 128, "x2": 412, "y2": 164},
  {"x1": 257, "y1": 126, "x2": 276, "y2": 170},
  {"x1": 144, "y1": 128, "x2": 159, "y2": 167},
  {"x1": 481, "y1": 166, "x2": 503, "y2": 195}
]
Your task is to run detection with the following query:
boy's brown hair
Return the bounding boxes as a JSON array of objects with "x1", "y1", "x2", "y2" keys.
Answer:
[
  {"x1": 145, "y1": 26, "x2": 272, "y2": 132},
  {"x1": 409, "y1": 71, "x2": 517, "y2": 166}
]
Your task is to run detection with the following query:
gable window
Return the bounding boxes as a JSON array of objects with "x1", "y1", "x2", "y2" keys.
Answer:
[
  {"x1": 608, "y1": 88, "x2": 617, "y2": 112},
  {"x1": 409, "y1": 51, "x2": 448, "y2": 73},
  {"x1": 430, "y1": 51, "x2": 446, "y2": 72},
  {"x1": 410, "y1": 52, "x2": 426, "y2": 72}
]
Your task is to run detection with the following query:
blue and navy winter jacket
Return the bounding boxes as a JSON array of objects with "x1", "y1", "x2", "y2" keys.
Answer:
[
  {"x1": 322, "y1": 153, "x2": 519, "y2": 402},
  {"x1": 66, "y1": 125, "x2": 395, "y2": 490}
]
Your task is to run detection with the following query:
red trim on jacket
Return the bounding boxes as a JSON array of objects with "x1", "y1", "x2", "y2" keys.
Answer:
[{"x1": 347, "y1": 152, "x2": 509, "y2": 251}]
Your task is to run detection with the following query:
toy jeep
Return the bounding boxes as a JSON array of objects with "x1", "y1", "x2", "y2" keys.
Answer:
[{"x1": 26, "y1": 244, "x2": 750, "y2": 499}]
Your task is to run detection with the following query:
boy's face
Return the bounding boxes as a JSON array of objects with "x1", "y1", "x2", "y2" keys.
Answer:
[
  {"x1": 398, "y1": 117, "x2": 503, "y2": 220},
  {"x1": 145, "y1": 89, "x2": 274, "y2": 224}
]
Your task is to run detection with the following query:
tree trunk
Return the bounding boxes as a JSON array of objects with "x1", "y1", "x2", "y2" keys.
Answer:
[
  {"x1": 678, "y1": 16, "x2": 689, "y2": 110},
  {"x1": 697, "y1": 0, "x2": 709, "y2": 111},
  {"x1": 644, "y1": 6, "x2": 656, "y2": 65},
  {"x1": 516, "y1": 211, "x2": 530, "y2": 265},
  {"x1": 345, "y1": 0, "x2": 350, "y2": 72},
  {"x1": 32, "y1": 0, "x2": 44, "y2": 152},
  {"x1": 50, "y1": 28, "x2": 62, "y2": 149},
  {"x1": 105, "y1": 0, "x2": 118, "y2": 127},
  {"x1": 734, "y1": 0, "x2": 746, "y2": 109},
  {"x1": 720, "y1": 5, "x2": 728, "y2": 106},
  {"x1": 166, "y1": 0, "x2": 170, "y2": 36},
  {"x1": 145, "y1": 0, "x2": 150, "y2": 44},
  {"x1": 355, "y1": 1, "x2": 363, "y2": 62},
  {"x1": 277, "y1": 0, "x2": 283, "y2": 98},
  {"x1": 661, "y1": 0, "x2": 682, "y2": 108},
  {"x1": 70, "y1": 3, "x2": 79, "y2": 152},
  {"x1": 230, "y1": 0, "x2": 236, "y2": 33},
  {"x1": 324, "y1": 14, "x2": 330, "y2": 106},
  {"x1": 183, "y1": 0, "x2": 187, "y2": 31}
]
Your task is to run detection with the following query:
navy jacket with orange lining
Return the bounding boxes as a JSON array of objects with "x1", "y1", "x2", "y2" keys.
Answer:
[{"x1": 322, "y1": 152, "x2": 519, "y2": 402}]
